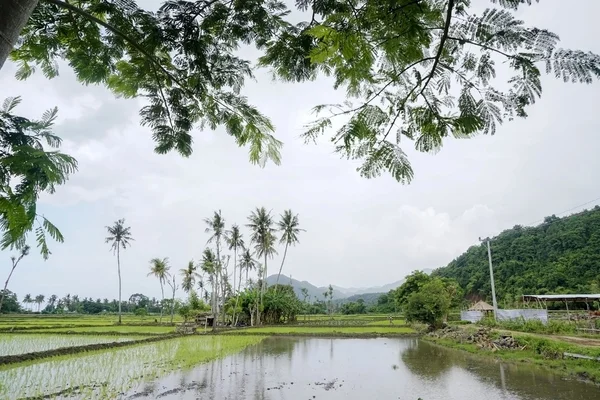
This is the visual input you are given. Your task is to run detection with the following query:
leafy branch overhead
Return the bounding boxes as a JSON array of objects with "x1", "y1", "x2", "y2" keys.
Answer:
[
  {"x1": 7, "y1": 0, "x2": 600, "y2": 184},
  {"x1": 12, "y1": 0, "x2": 285, "y2": 165},
  {"x1": 260, "y1": 0, "x2": 600, "y2": 182},
  {"x1": 0, "y1": 97, "x2": 77, "y2": 258}
]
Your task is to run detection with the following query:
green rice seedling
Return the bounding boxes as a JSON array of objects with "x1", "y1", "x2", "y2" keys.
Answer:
[
  {"x1": 0, "y1": 335, "x2": 264, "y2": 399},
  {"x1": 0, "y1": 334, "x2": 139, "y2": 356}
]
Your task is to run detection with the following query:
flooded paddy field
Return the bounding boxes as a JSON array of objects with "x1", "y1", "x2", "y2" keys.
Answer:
[{"x1": 2, "y1": 336, "x2": 597, "y2": 400}]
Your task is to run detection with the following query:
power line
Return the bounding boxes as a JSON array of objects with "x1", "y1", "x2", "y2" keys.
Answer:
[{"x1": 525, "y1": 195, "x2": 600, "y2": 227}]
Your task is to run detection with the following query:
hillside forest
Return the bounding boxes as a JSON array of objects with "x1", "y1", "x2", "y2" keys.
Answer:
[{"x1": 434, "y1": 207, "x2": 600, "y2": 305}]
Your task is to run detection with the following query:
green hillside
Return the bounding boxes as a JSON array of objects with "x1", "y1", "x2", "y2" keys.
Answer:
[{"x1": 434, "y1": 207, "x2": 600, "y2": 304}]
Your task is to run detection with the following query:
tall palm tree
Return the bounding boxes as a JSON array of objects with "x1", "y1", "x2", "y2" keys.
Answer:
[
  {"x1": 247, "y1": 207, "x2": 277, "y2": 324},
  {"x1": 0, "y1": 245, "x2": 29, "y2": 314},
  {"x1": 275, "y1": 210, "x2": 304, "y2": 286},
  {"x1": 180, "y1": 260, "x2": 200, "y2": 294},
  {"x1": 239, "y1": 249, "x2": 257, "y2": 288},
  {"x1": 105, "y1": 218, "x2": 133, "y2": 324},
  {"x1": 225, "y1": 224, "x2": 244, "y2": 297},
  {"x1": 34, "y1": 294, "x2": 44, "y2": 312},
  {"x1": 205, "y1": 211, "x2": 225, "y2": 325},
  {"x1": 48, "y1": 294, "x2": 58, "y2": 308},
  {"x1": 200, "y1": 248, "x2": 218, "y2": 330},
  {"x1": 23, "y1": 293, "x2": 32, "y2": 311},
  {"x1": 148, "y1": 257, "x2": 170, "y2": 323}
]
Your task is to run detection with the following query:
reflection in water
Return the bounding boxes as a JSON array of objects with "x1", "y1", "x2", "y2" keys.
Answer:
[
  {"x1": 125, "y1": 337, "x2": 600, "y2": 400},
  {"x1": 401, "y1": 338, "x2": 454, "y2": 378}
]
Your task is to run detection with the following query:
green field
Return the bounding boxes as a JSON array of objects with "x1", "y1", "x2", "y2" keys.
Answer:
[
  {"x1": 0, "y1": 335, "x2": 265, "y2": 399},
  {"x1": 0, "y1": 334, "x2": 140, "y2": 356},
  {"x1": 0, "y1": 314, "x2": 183, "y2": 329},
  {"x1": 36, "y1": 325, "x2": 176, "y2": 334}
]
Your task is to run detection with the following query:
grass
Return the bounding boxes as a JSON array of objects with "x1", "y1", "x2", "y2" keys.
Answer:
[
  {"x1": 0, "y1": 314, "x2": 183, "y2": 329},
  {"x1": 35, "y1": 325, "x2": 176, "y2": 335},
  {"x1": 225, "y1": 325, "x2": 415, "y2": 336},
  {"x1": 425, "y1": 331, "x2": 600, "y2": 383},
  {"x1": 0, "y1": 334, "x2": 141, "y2": 357},
  {"x1": 0, "y1": 335, "x2": 265, "y2": 399}
]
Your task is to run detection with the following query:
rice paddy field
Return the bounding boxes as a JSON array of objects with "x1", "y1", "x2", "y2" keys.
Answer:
[
  {"x1": 0, "y1": 314, "x2": 409, "y2": 399},
  {"x1": 0, "y1": 334, "x2": 141, "y2": 356},
  {"x1": 0, "y1": 335, "x2": 264, "y2": 399}
]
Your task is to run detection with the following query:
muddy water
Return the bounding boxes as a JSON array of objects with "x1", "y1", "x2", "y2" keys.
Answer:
[{"x1": 125, "y1": 337, "x2": 599, "y2": 400}]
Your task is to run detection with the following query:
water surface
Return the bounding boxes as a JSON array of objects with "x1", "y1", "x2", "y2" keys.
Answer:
[{"x1": 125, "y1": 337, "x2": 600, "y2": 400}]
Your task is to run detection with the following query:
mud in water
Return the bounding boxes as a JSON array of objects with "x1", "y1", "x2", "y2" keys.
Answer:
[{"x1": 124, "y1": 337, "x2": 600, "y2": 400}]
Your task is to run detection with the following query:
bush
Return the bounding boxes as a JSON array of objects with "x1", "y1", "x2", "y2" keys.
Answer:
[{"x1": 404, "y1": 280, "x2": 450, "y2": 329}]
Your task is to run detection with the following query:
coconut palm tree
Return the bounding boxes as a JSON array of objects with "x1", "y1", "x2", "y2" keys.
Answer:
[
  {"x1": 34, "y1": 294, "x2": 44, "y2": 312},
  {"x1": 205, "y1": 211, "x2": 226, "y2": 325},
  {"x1": 105, "y1": 218, "x2": 133, "y2": 324},
  {"x1": 0, "y1": 245, "x2": 29, "y2": 314},
  {"x1": 47, "y1": 294, "x2": 58, "y2": 309},
  {"x1": 225, "y1": 224, "x2": 244, "y2": 297},
  {"x1": 239, "y1": 249, "x2": 257, "y2": 288},
  {"x1": 200, "y1": 248, "x2": 218, "y2": 330},
  {"x1": 23, "y1": 293, "x2": 32, "y2": 311},
  {"x1": 247, "y1": 207, "x2": 277, "y2": 324},
  {"x1": 180, "y1": 260, "x2": 200, "y2": 294},
  {"x1": 275, "y1": 210, "x2": 304, "y2": 286},
  {"x1": 148, "y1": 258, "x2": 170, "y2": 323}
]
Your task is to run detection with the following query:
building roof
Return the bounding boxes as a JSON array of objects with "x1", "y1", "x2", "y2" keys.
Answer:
[
  {"x1": 523, "y1": 294, "x2": 600, "y2": 302},
  {"x1": 468, "y1": 300, "x2": 495, "y2": 311}
]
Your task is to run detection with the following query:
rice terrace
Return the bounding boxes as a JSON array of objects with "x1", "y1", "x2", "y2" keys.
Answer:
[{"x1": 2, "y1": 0, "x2": 600, "y2": 399}]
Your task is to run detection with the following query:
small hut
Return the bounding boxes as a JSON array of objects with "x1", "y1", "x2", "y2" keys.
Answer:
[{"x1": 469, "y1": 300, "x2": 494, "y2": 313}]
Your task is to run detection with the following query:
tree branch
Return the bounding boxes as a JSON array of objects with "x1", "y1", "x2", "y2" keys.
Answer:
[{"x1": 416, "y1": 0, "x2": 455, "y2": 98}]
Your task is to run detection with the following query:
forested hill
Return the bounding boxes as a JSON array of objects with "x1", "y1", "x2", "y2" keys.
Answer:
[{"x1": 433, "y1": 207, "x2": 600, "y2": 304}]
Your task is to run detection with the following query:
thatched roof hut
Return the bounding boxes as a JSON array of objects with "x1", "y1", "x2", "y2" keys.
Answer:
[{"x1": 468, "y1": 300, "x2": 494, "y2": 312}]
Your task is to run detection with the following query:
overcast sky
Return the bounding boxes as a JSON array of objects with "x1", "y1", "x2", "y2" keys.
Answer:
[{"x1": 1, "y1": 0, "x2": 599, "y2": 302}]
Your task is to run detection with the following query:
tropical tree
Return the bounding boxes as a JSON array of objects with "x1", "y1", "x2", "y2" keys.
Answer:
[
  {"x1": 148, "y1": 257, "x2": 170, "y2": 323},
  {"x1": 0, "y1": 98, "x2": 76, "y2": 257},
  {"x1": 404, "y1": 279, "x2": 451, "y2": 329},
  {"x1": 275, "y1": 210, "x2": 304, "y2": 286},
  {"x1": 239, "y1": 249, "x2": 257, "y2": 286},
  {"x1": 200, "y1": 248, "x2": 218, "y2": 330},
  {"x1": 225, "y1": 224, "x2": 244, "y2": 298},
  {"x1": 260, "y1": 0, "x2": 600, "y2": 182},
  {"x1": 226, "y1": 224, "x2": 245, "y2": 324},
  {"x1": 23, "y1": 293, "x2": 32, "y2": 311},
  {"x1": 1, "y1": 0, "x2": 283, "y2": 164},
  {"x1": 247, "y1": 207, "x2": 277, "y2": 324},
  {"x1": 165, "y1": 275, "x2": 178, "y2": 324},
  {"x1": 47, "y1": 294, "x2": 57, "y2": 308},
  {"x1": 34, "y1": 294, "x2": 44, "y2": 312},
  {"x1": 204, "y1": 211, "x2": 227, "y2": 325},
  {"x1": 0, "y1": 245, "x2": 30, "y2": 313},
  {"x1": 105, "y1": 218, "x2": 133, "y2": 324},
  {"x1": 180, "y1": 261, "x2": 200, "y2": 294}
]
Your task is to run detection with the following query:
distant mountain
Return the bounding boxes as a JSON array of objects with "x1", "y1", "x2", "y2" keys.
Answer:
[
  {"x1": 265, "y1": 275, "x2": 346, "y2": 301},
  {"x1": 265, "y1": 273, "x2": 413, "y2": 301},
  {"x1": 334, "y1": 292, "x2": 385, "y2": 306}
]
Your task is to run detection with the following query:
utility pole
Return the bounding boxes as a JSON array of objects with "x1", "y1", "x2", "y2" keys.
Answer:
[{"x1": 480, "y1": 237, "x2": 498, "y2": 320}]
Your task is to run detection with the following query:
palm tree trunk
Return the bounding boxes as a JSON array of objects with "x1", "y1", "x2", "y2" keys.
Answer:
[
  {"x1": 0, "y1": 265, "x2": 17, "y2": 314},
  {"x1": 0, "y1": 0, "x2": 39, "y2": 70},
  {"x1": 159, "y1": 282, "x2": 164, "y2": 323},
  {"x1": 275, "y1": 242, "x2": 289, "y2": 287},
  {"x1": 259, "y1": 255, "x2": 267, "y2": 325},
  {"x1": 170, "y1": 278, "x2": 175, "y2": 324},
  {"x1": 232, "y1": 248, "x2": 237, "y2": 325},
  {"x1": 117, "y1": 246, "x2": 122, "y2": 324}
]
